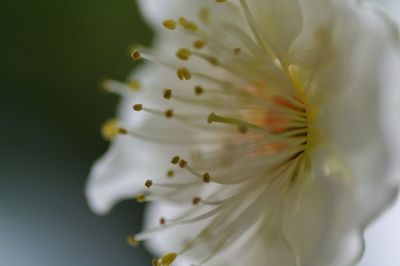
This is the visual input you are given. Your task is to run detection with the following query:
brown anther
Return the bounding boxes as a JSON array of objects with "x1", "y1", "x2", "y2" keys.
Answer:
[
  {"x1": 179, "y1": 159, "x2": 187, "y2": 168},
  {"x1": 203, "y1": 173, "x2": 211, "y2": 183},
  {"x1": 152, "y1": 258, "x2": 159, "y2": 266},
  {"x1": 192, "y1": 197, "x2": 201, "y2": 205},
  {"x1": 193, "y1": 40, "x2": 206, "y2": 49},
  {"x1": 164, "y1": 109, "x2": 174, "y2": 118},
  {"x1": 194, "y1": 85, "x2": 204, "y2": 96},
  {"x1": 159, "y1": 217, "x2": 166, "y2": 225},
  {"x1": 207, "y1": 56, "x2": 219, "y2": 66},
  {"x1": 145, "y1": 179, "x2": 153, "y2": 189},
  {"x1": 233, "y1": 48, "x2": 242, "y2": 54},
  {"x1": 131, "y1": 49, "x2": 141, "y2": 61},
  {"x1": 163, "y1": 89, "x2": 172, "y2": 99},
  {"x1": 167, "y1": 170, "x2": 175, "y2": 178},
  {"x1": 238, "y1": 125, "x2": 248, "y2": 134},
  {"x1": 133, "y1": 104, "x2": 143, "y2": 111},
  {"x1": 171, "y1": 156, "x2": 180, "y2": 164},
  {"x1": 117, "y1": 128, "x2": 128, "y2": 135}
]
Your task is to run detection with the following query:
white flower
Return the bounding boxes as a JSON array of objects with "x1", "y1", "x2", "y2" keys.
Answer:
[{"x1": 86, "y1": 0, "x2": 400, "y2": 265}]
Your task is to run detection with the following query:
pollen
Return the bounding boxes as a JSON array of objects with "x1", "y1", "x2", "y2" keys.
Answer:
[
  {"x1": 177, "y1": 17, "x2": 198, "y2": 32},
  {"x1": 194, "y1": 85, "x2": 204, "y2": 95},
  {"x1": 203, "y1": 173, "x2": 211, "y2": 183},
  {"x1": 179, "y1": 159, "x2": 188, "y2": 168},
  {"x1": 164, "y1": 109, "x2": 174, "y2": 118},
  {"x1": 135, "y1": 193, "x2": 146, "y2": 203},
  {"x1": 192, "y1": 197, "x2": 201, "y2": 205}
]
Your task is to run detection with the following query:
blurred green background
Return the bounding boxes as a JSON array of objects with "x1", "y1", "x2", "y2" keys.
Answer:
[{"x1": 1, "y1": 0, "x2": 152, "y2": 265}]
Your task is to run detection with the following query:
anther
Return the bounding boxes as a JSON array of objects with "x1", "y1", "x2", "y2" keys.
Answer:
[
  {"x1": 162, "y1": 19, "x2": 177, "y2": 30},
  {"x1": 164, "y1": 109, "x2": 174, "y2": 118},
  {"x1": 127, "y1": 235, "x2": 140, "y2": 247},
  {"x1": 159, "y1": 217, "x2": 166, "y2": 225},
  {"x1": 179, "y1": 159, "x2": 187, "y2": 168},
  {"x1": 145, "y1": 179, "x2": 153, "y2": 189},
  {"x1": 238, "y1": 125, "x2": 248, "y2": 134},
  {"x1": 101, "y1": 118, "x2": 119, "y2": 141},
  {"x1": 131, "y1": 49, "x2": 141, "y2": 61},
  {"x1": 203, "y1": 173, "x2": 211, "y2": 183},
  {"x1": 128, "y1": 80, "x2": 141, "y2": 90},
  {"x1": 194, "y1": 85, "x2": 204, "y2": 95},
  {"x1": 166, "y1": 170, "x2": 175, "y2": 178},
  {"x1": 193, "y1": 40, "x2": 206, "y2": 49},
  {"x1": 171, "y1": 156, "x2": 180, "y2": 164},
  {"x1": 176, "y1": 48, "x2": 192, "y2": 61},
  {"x1": 160, "y1": 253, "x2": 177, "y2": 266},
  {"x1": 207, "y1": 56, "x2": 219, "y2": 66},
  {"x1": 136, "y1": 193, "x2": 146, "y2": 203},
  {"x1": 117, "y1": 128, "x2": 128, "y2": 135},
  {"x1": 177, "y1": 68, "x2": 191, "y2": 80},
  {"x1": 192, "y1": 197, "x2": 201, "y2": 205},
  {"x1": 233, "y1": 48, "x2": 242, "y2": 54},
  {"x1": 178, "y1": 17, "x2": 198, "y2": 32},
  {"x1": 215, "y1": 0, "x2": 227, "y2": 2},
  {"x1": 152, "y1": 258, "x2": 159, "y2": 266},
  {"x1": 163, "y1": 89, "x2": 172, "y2": 99},
  {"x1": 133, "y1": 104, "x2": 143, "y2": 111}
]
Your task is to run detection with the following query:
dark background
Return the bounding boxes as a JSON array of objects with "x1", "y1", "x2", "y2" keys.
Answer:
[{"x1": 0, "y1": 0, "x2": 152, "y2": 265}]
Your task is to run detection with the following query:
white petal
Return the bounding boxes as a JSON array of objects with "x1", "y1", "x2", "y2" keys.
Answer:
[{"x1": 247, "y1": 0, "x2": 303, "y2": 61}]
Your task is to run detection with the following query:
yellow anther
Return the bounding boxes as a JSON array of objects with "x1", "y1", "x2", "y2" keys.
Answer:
[
  {"x1": 126, "y1": 235, "x2": 140, "y2": 247},
  {"x1": 207, "y1": 56, "x2": 219, "y2": 66},
  {"x1": 193, "y1": 40, "x2": 206, "y2": 49},
  {"x1": 131, "y1": 49, "x2": 141, "y2": 61},
  {"x1": 178, "y1": 17, "x2": 198, "y2": 32},
  {"x1": 194, "y1": 85, "x2": 204, "y2": 95},
  {"x1": 117, "y1": 128, "x2": 128, "y2": 135},
  {"x1": 136, "y1": 193, "x2": 146, "y2": 203},
  {"x1": 166, "y1": 170, "x2": 175, "y2": 178},
  {"x1": 133, "y1": 104, "x2": 143, "y2": 111},
  {"x1": 176, "y1": 48, "x2": 192, "y2": 61},
  {"x1": 192, "y1": 197, "x2": 201, "y2": 205},
  {"x1": 198, "y1": 8, "x2": 210, "y2": 24},
  {"x1": 177, "y1": 68, "x2": 191, "y2": 80},
  {"x1": 145, "y1": 179, "x2": 153, "y2": 189},
  {"x1": 179, "y1": 159, "x2": 187, "y2": 168},
  {"x1": 128, "y1": 80, "x2": 141, "y2": 90},
  {"x1": 164, "y1": 109, "x2": 174, "y2": 118},
  {"x1": 101, "y1": 118, "x2": 119, "y2": 141},
  {"x1": 160, "y1": 253, "x2": 177, "y2": 266},
  {"x1": 152, "y1": 258, "x2": 160, "y2": 266},
  {"x1": 162, "y1": 19, "x2": 177, "y2": 30},
  {"x1": 163, "y1": 89, "x2": 172, "y2": 99},
  {"x1": 203, "y1": 173, "x2": 211, "y2": 183},
  {"x1": 171, "y1": 156, "x2": 180, "y2": 164}
]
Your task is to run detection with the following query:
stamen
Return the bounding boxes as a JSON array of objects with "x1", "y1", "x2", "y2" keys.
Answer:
[
  {"x1": 131, "y1": 49, "x2": 141, "y2": 61},
  {"x1": 192, "y1": 197, "x2": 202, "y2": 205},
  {"x1": 133, "y1": 104, "x2": 143, "y2": 111},
  {"x1": 162, "y1": 19, "x2": 177, "y2": 30},
  {"x1": 171, "y1": 156, "x2": 180, "y2": 164},
  {"x1": 126, "y1": 235, "x2": 140, "y2": 247},
  {"x1": 160, "y1": 253, "x2": 177, "y2": 266},
  {"x1": 145, "y1": 179, "x2": 153, "y2": 189},
  {"x1": 193, "y1": 40, "x2": 206, "y2": 49},
  {"x1": 177, "y1": 67, "x2": 192, "y2": 80},
  {"x1": 136, "y1": 193, "x2": 146, "y2": 203},
  {"x1": 176, "y1": 48, "x2": 192, "y2": 61},
  {"x1": 163, "y1": 89, "x2": 172, "y2": 99}
]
